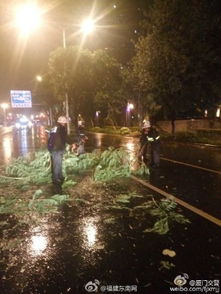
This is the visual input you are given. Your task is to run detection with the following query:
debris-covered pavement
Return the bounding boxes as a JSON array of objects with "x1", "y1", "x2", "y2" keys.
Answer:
[{"x1": 0, "y1": 149, "x2": 220, "y2": 294}]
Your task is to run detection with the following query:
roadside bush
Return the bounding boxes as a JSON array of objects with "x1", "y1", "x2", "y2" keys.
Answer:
[
  {"x1": 89, "y1": 127, "x2": 103, "y2": 133},
  {"x1": 131, "y1": 126, "x2": 140, "y2": 131},
  {"x1": 120, "y1": 127, "x2": 130, "y2": 135},
  {"x1": 89, "y1": 126, "x2": 140, "y2": 136},
  {"x1": 103, "y1": 127, "x2": 119, "y2": 134}
]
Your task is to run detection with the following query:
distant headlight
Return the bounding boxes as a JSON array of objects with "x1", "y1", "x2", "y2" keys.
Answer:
[
  {"x1": 20, "y1": 117, "x2": 28, "y2": 123},
  {"x1": 15, "y1": 122, "x2": 21, "y2": 129}
]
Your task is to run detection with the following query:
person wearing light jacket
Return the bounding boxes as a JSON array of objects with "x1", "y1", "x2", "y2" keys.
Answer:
[{"x1": 139, "y1": 120, "x2": 160, "y2": 168}]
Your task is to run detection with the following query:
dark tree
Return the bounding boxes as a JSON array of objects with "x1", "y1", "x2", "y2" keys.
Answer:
[{"x1": 130, "y1": 0, "x2": 221, "y2": 132}]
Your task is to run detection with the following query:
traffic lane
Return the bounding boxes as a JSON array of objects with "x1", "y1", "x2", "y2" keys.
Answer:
[
  {"x1": 0, "y1": 126, "x2": 47, "y2": 164},
  {"x1": 86, "y1": 133, "x2": 221, "y2": 172},
  {"x1": 0, "y1": 177, "x2": 220, "y2": 293},
  {"x1": 148, "y1": 161, "x2": 221, "y2": 219},
  {"x1": 0, "y1": 127, "x2": 14, "y2": 164},
  {"x1": 86, "y1": 133, "x2": 221, "y2": 218},
  {"x1": 1, "y1": 129, "x2": 219, "y2": 219},
  {"x1": 2, "y1": 129, "x2": 219, "y2": 174},
  {"x1": 161, "y1": 141, "x2": 221, "y2": 171}
]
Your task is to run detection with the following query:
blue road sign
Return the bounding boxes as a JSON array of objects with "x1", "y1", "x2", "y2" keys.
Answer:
[{"x1": 10, "y1": 90, "x2": 32, "y2": 108}]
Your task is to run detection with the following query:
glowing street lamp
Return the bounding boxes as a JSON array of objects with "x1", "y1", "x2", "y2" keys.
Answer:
[
  {"x1": 80, "y1": 18, "x2": 95, "y2": 35},
  {"x1": 62, "y1": 17, "x2": 96, "y2": 49},
  {"x1": 95, "y1": 111, "x2": 101, "y2": 126},
  {"x1": 36, "y1": 75, "x2": 43, "y2": 82},
  {"x1": 63, "y1": 17, "x2": 96, "y2": 134},
  {"x1": 127, "y1": 103, "x2": 134, "y2": 112},
  {"x1": 14, "y1": 3, "x2": 43, "y2": 36},
  {"x1": 1, "y1": 103, "x2": 9, "y2": 110},
  {"x1": 14, "y1": 3, "x2": 96, "y2": 134},
  {"x1": 126, "y1": 103, "x2": 134, "y2": 126}
]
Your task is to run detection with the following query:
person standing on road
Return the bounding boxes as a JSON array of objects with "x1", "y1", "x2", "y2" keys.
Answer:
[
  {"x1": 47, "y1": 116, "x2": 75, "y2": 194},
  {"x1": 76, "y1": 125, "x2": 88, "y2": 156},
  {"x1": 139, "y1": 121, "x2": 150, "y2": 164},
  {"x1": 139, "y1": 120, "x2": 160, "y2": 168}
]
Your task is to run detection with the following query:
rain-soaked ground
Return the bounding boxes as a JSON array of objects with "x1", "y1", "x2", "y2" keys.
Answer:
[
  {"x1": 0, "y1": 176, "x2": 220, "y2": 294},
  {"x1": 0, "y1": 127, "x2": 221, "y2": 294}
]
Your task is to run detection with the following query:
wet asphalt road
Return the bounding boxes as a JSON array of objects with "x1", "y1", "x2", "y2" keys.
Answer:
[
  {"x1": 0, "y1": 127, "x2": 220, "y2": 218},
  {"x1": 0, "y1": 127, "x2": 220, "y2": 294},
  {"x1": 86, "y1": 132, "x2": 221, "y2": 219},
  {"x1": 0, "y1": 177, "x2": 220, "y2": 294}
]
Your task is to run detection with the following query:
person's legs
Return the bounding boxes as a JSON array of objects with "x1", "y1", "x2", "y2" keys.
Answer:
[
  {"x1": 51, "y1": 150, "x2": 64, "y2": 193},
  {"x1": 77, "y1": 144, "x2": 85, "y2": 155},
  {"x1": 138, "y1": 144, "x2": 150, "y2": 164},
  {"x1": 138, "y1": 145, "x2": 144, "y2": 162},
  {"x1": 143, "y1": 143, "x2": 150, "y2": 164},
  {"x1": 151, "y1": 144, "x2": 160, "y2": 167}
]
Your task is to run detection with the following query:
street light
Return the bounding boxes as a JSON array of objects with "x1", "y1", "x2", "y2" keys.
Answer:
[
  {"x1": 81, "y1": 18, "x2": 95, "y2": 35},
  {"x1": 36, "y1": 75, "x2": 43, "y2": 82},
  {"x1": 35, "y1": 75, "x2": 54, "y2": 126},
  {"x1": 1, "y1": 103, "x2": 9, "y2": 126},
  {"x1": 14, "y1": 3, "x2": 43, "y2": 36},
  {"x1": 15, "y1": 3, "x2": 96, "y2": 134},
  {"x1": 63, "y1": 17, "x2": 96, "y2": 134},
  {"x1": 95, "y1": 111, "x2": 101, "y2": 126},
  {"x1": 126, "y1": 103, "x2": 134, "y2": 126}
]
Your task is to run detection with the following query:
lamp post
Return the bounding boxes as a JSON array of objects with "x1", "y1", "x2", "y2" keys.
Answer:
[
  {"x1": 1, "y1": 103, "x2": 9, "y2": 126},
  {"x1": 126, "y1": 103, "x2": 134, "y2": 126},
  {"x1": 62, "y1": 18, "x2": 95, "y2": 134},
  {"x1": 14, "y1": 3, "x2": 43, "y2": 37},
  {"x1": 36, "y1": 75, "x2": 43, "y2": 82},
  {"x1": 61, "y1": 28, "x2": 70, "y2": 134},
  {"x1": 35, "y1": 75, "x2": 54, "y2": 126},
  {"x1": 15, "y1": 5, "x2": 95, "y2": 134},
  {"x1": 95, "y1": 111, "x2": 101, "y2": 126}
]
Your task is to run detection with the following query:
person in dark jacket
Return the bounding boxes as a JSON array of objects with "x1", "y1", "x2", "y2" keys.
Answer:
[
  {"x1": 139, "y1": 121, "x2": 160, "y2": 167},
  {"x1": 76, "y1": 125, "x2": 88, "y2": 156},
  {"x1": 47, "y1": 116, "x2": 74, "y2": 194}
]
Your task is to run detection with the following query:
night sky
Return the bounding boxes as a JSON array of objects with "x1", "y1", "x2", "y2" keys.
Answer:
[{"x1": 0, "y1": 0, "x2": 145, "y2": 101}]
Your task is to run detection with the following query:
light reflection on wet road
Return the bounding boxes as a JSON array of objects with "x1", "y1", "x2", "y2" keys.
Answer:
[
  {"x1": 29, "y1": 224, "x2": 49, "y2": 257},
  {"x1": 0, "y1": 128, "x2": 220, "y2": 294},
  {"x1": 81, "y1": 217, "x2": 99, "y2": 249},
  {"x1": 1, "y1": 127, "x2": 220, "y2": 171},
  {"x1": 0, "y1": 128, "x2": 220, "y2": 217},
  {"x1": 0, "y1": 126, "x2": 47, "y2": 164}
]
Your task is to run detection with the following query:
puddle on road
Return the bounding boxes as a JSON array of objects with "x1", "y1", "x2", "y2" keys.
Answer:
[
  {"x1": 0, "y1": 176, "x2": 220, "y2": 294},
  {"x1": 0, "y1": 148, "x2": 220, "y2": 294}
]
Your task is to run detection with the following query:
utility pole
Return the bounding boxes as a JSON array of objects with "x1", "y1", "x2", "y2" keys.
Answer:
[{"x1": 62, "y1": 28, "x2": 70, "y2": 134}]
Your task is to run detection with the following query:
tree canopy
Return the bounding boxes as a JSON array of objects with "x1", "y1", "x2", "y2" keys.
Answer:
[
  {"x1": 129, "y1": 0, "x2": 221, "y2": 126},
  {"x1": 36, "y1": 0, "x2": 221, "y2": 127},
  {"x1": 42, "y1": 46, "x2": 124, "y2": 125}
]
